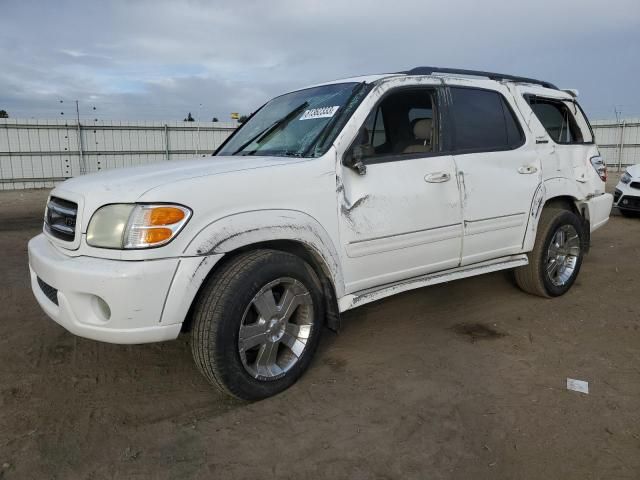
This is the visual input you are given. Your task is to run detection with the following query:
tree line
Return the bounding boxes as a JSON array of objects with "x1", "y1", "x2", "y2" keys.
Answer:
[{"x1": 183, "y1": 112, "x2": 247, "y2": 123}]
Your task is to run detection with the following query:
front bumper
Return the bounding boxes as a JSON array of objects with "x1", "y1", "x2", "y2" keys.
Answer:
[
  {"x1": 28, "y1": 234, "x2": 184, "y2": 344},
  {"x1": 614, "y1": 183, "x2": 640, "y2": 211}
]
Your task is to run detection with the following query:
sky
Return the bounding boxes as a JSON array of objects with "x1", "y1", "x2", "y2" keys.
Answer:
[{"x1": 1, "y1": 0, "x2": 639, "y2": 122}]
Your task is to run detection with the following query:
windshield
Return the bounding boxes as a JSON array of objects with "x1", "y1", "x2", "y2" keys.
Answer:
[{"x1": 217, "y1": 82, "x2": 361, "y2": 158}]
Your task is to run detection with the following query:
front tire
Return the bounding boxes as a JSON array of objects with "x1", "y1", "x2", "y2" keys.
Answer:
[
  {"x1": 191, "y1": 249, "x2": 324, "y2": 400},
  {"x1": 515, "y1": 208, "x2": 585, "y2": 298}
]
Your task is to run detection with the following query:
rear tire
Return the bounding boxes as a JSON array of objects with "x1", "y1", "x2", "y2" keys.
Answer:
[
  {"x1": 191, "y1": 249, "x2": 324, "y2": 400},
  {"x1": 515, "y1": 208, "x2": 585, "y2": 298}
]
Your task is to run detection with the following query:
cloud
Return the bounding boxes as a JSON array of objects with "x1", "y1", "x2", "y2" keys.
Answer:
[{"x1": 1, "y1": 0, "x2": 639, "y2": 120}]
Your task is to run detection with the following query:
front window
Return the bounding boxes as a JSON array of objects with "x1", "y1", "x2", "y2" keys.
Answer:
[
  {"x1": 217, "y1": 82, "x2": 365, "y2": 158},
  {"x1": 354, "y1": 87, "x2": 438, "y2": 162}
]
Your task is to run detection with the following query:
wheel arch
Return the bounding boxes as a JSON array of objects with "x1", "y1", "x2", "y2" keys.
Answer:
[
  {"x1": 180, "y1": 210, "x2": 344, "y2": 332},
  {"x1": 541, "y1": 177, "x2": 591, "y2": 218},
  {"x1": 544, "y1": 195, "x2": 581, "y2": 215},
  {"x1": 523, "y1": 178, "x2": 590, "y2": 252}
]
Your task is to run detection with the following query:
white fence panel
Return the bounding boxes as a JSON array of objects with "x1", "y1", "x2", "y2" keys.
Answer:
[
  {"x1": 4, "y1": 117, "x2": 638, "y2": 190},
  {"x1": 592, "y1": 119, "x2": 640, "y2": 171},
  {"x1": 0, "y1": 119, "x2": 236, "y2": 190}
]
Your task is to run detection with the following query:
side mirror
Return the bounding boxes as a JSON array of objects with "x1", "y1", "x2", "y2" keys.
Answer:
[{"x1": 343, "y1": 129, "x2": 368, "y2": 175}]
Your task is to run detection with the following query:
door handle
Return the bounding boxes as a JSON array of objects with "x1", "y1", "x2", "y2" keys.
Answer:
[
  {"x1": 424, "y1": 172, "x2": 451, "y2": 183},
  {"x1": 518, "y1": 165, "x2": 538, "y2": 175}
]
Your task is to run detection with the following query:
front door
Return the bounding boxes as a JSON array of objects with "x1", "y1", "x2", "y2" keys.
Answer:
[{"x1": 338, "y1": 85, "x2": 463, "y2": 293}]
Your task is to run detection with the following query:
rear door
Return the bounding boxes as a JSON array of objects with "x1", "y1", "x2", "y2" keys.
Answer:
[{"x1": 447, "y1": 84, "x2": 541, "y2": 265}]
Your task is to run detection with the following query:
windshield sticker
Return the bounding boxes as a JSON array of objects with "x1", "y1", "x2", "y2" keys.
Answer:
[{"x1": 299, "y1": 106, "x2": 340, "y2": 121}]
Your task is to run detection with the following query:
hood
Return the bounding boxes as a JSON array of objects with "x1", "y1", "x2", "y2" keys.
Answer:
[
  {"x1": 55, "y1": 155, "x2": 301, "y2": 202},
  {"x1": 49, "y1": 155, "x2": 308, "y2": 240},
  {"x1": 626, "y1": 164, "x2": 640, "y2": 178}
]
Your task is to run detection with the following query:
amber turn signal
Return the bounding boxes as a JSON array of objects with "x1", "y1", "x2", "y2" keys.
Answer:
[
  {"x1": 149, "y1": 207, "x2": 186, "y2": 226},
  {"x1": 143, "y1": 227, "x2": 174, "y2": 244}
]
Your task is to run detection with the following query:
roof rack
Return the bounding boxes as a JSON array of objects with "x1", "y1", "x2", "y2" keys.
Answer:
[{"x1": 401, "y1": 66, "x2": 558, "y2": 90}]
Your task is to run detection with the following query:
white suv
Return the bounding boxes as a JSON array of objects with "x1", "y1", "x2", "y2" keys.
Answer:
[{"x1": 28, "y1": 67, "x2": 613, "y2": 400}]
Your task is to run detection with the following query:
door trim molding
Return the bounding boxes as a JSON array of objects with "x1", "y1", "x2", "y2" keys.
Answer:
[
  {"x1": 346, "y1": 223, "x2": 462, "y2": 258},
  {"x1": 350, "y1": 222, "x2": 460, "y2": 244},
  {"x1": 464, "y1": 212, "x2": 526, "y2": 236}
]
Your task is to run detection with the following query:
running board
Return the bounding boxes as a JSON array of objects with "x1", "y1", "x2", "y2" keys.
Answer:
[{"x1": 338, "y1": 254, "x2": 529, "y2": 312}]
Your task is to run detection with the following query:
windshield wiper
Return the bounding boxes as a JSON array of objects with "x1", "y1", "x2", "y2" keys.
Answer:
[{"x1": 232, "y1": 101, "x2": 309, "y2": 155}]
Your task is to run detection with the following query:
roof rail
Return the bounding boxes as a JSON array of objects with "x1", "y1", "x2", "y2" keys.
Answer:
[{"x1": 401, "y1": 66, "x2": 558, "y2": 90}]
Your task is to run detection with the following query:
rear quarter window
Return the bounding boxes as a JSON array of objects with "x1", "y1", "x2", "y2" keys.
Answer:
[{"x1": 526, "y1": 96, "x2": 594, "y2": 144}]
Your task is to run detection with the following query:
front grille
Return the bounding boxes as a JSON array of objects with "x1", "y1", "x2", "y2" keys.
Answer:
[
  {"x1": 45, "y1": 196, "x2": 77, "y2": 242},
  {"x1": 614, "y1": 189, "x2": 622, "y2": 203},
  {"x1": 37, "y1": 277, "x2": 59, "y2": 306},
  {"x1": 618, "y1": 195, "x2": 640, "y2": 211},
  {"x1": 630, "y1": 181, "x2": 640, "y2": 190}
]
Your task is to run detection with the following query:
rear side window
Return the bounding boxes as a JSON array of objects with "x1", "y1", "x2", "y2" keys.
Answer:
[
  {"x1": 450, "y1": 87, "x2": 524, "y2": 152},
  {"x1": 527, "y1": 96, "x2": 593, "y2": 144}
]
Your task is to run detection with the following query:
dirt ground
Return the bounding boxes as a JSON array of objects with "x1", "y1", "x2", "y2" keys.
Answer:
[{"x1": 1, "y1": 181, "x2": 639, "y2": 480}]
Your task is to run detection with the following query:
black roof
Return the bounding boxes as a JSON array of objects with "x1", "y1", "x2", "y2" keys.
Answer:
[{"x1": 401, "y1": 66, "x2": 558, "y2": 90}]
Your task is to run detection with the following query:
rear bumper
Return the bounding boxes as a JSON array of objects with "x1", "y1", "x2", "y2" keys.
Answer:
[
  {"x1": 584, "y1": 192, "x2": 613, "y2": 232},
  {"x1": 28, "y1": 234, "x2": 184, "y2": 344}
]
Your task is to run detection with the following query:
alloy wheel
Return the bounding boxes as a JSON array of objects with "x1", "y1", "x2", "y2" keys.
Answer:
[
  {"x1": 238, "y1": 277, "x2": 314, "y2": 380},
  {"x1": 546, "y1": 224, "x2": 580, "y2": 287}
]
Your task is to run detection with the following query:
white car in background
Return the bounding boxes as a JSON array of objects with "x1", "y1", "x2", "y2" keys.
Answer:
[{"x1": 614, "y1": 165, "x2": 640, "y2": 216}]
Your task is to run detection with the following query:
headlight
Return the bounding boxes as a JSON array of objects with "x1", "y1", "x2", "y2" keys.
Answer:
[
  {"x1": 87, "y1": 204, "x2": 192, "y2": 249},
  {"x1": 620, "y1": 172, "x2": 632, "y2": 184}
]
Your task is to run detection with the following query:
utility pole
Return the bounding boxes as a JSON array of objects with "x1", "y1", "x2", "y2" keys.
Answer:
[
  {"x1": 614, "y1": 107, "x2": 621, "y2": 123},
  {"x1": 195, "y1": 103, "x2": 203, "y2": 156},
  {"x1": 613, "y1": 106, "x2": 624, "y2": 172},
  {"x1": 75, "y1": 100, "x2": 85, "y2": 174}
]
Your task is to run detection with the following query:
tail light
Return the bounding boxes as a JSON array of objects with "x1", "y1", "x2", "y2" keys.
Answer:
[{"x1": 590, "y1": 155, "x2": 607, "y2": 182}]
